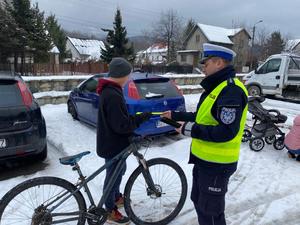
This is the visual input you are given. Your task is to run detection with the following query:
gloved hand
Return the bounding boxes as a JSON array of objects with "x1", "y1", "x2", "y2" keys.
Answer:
[{"x1": 135, "y1": 112, "x2": 152, "y2": 126}]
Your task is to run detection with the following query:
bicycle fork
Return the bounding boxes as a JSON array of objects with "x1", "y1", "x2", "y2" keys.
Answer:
[{"x1": 134, "y1": 152, "x2": 162, "y2": 198}]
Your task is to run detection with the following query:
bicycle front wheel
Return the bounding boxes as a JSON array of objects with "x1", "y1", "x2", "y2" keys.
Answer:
[
  {"x1": 0, "y1": 176, "x2": 86, "y2": 225},
  {"x1": 124, "y1": 158, "x2": 187, "y2": 225}
]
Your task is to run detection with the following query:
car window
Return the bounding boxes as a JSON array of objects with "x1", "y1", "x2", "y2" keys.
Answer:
[
  {"x1": 288, "y1": 57, "x2": 300, "y2": 74},
  {"x1": 0, "y1": 80, "x2": 23, "y2": 107},
  {"x1": 257, "y1": 59, "x2": 281, "y2": 74},
  {"x1": 135, "y1": 80, "x2": 179, "y2": 99},
  {"x1": 81, "y1": 77, "x2": 98, "y2": 93},
  {"x1": 266, "y1": 59, "x2": 281, "y2": 73},
  {"x1": 257, "y1": 62, "x2": 268, "y2": 74}
]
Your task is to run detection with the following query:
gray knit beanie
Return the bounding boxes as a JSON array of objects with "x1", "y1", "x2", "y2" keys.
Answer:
[{"x1": 108, "y1": 57, "x2": 132, "y2": 78}]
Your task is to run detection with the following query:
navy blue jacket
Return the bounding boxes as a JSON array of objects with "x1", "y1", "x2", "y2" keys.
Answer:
[{"x1": 172, "y1": 65, "x2": 248, "y2": 169}]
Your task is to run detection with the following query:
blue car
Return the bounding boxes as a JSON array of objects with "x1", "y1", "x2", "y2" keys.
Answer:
[{"x1": 67, "y1": 72, "x2": 186, "y2": 136}]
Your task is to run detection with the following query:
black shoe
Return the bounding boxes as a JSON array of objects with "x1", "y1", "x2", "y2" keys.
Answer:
[
  {"x1": 287, "y1": 152, "x2": 296, "y2": 159},
  {"x1": 296, "y1": 155, "x2": 300, "y2": 162}
]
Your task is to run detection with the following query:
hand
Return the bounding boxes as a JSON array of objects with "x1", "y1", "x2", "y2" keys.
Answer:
[
  {"x1": 140, "y1": 112, "x2": 152, "y2": 121},
  {"x1": 175, "y1": 122, "x2": 185, "y2": 134},
  {"x1": 161, "y1": 110, "x2": 171, "y2": 119}
]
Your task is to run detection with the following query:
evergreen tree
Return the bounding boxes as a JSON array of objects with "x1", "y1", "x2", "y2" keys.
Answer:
[
  {"x1": 46, "y1": 14, "x2": 67, "y2": 61},
  {"x1": 100, "y1": 28, "x2": 114, "y2": 63},
  {"x1": 0, "y1": 6, "x2": 20, "y2": 62},
  {"x1": 265, "y1": 31, "x2": 285, "y2": 56},
  {"x1": 101, "y1": 9, "x2": 135, "y2": 63},
  {"x1": 30, "y1": 4, "x2": 51, "y2": 62},
  {"x1": 7, "y1": 0, "x2": 51, "y2": 64}
]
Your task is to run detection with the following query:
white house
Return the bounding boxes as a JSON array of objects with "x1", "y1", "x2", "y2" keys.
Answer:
[
  {"x1": 178, "y1": 23, "x2": 250, "y2": 71},
  {"x1": 66, "y1": 37, "x2": 105, "y2": 62},
  {"x1": 136, "y1": 43, "x2": 167, "y2": 65}
]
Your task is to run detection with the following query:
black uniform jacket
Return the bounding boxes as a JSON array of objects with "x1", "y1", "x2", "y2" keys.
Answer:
[{"x1": 172, "y1": 65, "x2": 248, "y2": 170}]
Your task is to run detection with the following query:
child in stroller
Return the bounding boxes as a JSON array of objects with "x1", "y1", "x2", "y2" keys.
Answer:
[{"x1": 242, "y1": 96, "x2": 287, "y2": 151}]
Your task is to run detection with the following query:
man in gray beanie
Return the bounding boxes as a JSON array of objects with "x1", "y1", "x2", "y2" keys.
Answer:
[{"x1": 96, "y1": 57, "x2": 151, "y2": 224}]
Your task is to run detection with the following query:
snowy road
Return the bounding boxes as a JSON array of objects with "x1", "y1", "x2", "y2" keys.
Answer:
[{"x1": 1, "y1": 94, "x2": 300, "y2": 225}]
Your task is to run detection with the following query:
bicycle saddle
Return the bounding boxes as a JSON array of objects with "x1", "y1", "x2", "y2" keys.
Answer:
[{"x1": 59, "y1": 151, "x2": 91, "y2": 166}]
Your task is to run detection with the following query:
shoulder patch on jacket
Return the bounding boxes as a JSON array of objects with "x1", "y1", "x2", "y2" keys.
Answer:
[{"x1": 220, "y1": 107, "x2": 236, "y2": 124}]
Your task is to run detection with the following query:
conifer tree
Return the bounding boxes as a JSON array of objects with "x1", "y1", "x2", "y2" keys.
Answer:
[
  {"x1": 46, "y1": 14, "x2": 67, "y2": 61},
  {"x1": 101, "y1": 9, "x2": 135, "y2": 63}
]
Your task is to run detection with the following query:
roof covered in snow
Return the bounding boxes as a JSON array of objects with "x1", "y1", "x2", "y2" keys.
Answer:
[
  {"x1": 142, "y1": 43, "x2": 168, "y2": 54},
  {"x1": 285, "y1": 39, "x2": 300, "y2": 51},
  {"x1": 67, "y1": 37, "x2": 105, "y2": 60},
  {"x1": 197, "y1": 23, "x2": 247, "y2": 45},
  {"x1": 49, "y1": 46, "x2": 60, "y2": 54}
]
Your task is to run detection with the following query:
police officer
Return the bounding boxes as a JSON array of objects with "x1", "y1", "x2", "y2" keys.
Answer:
[{"x1": 162, "y1": 43, "x2": 248, "y2": 225}]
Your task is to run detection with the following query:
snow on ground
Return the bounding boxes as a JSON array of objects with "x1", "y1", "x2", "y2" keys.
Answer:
[
  {"x1": 33, "y1": 90, "x2": 71, "y2": 98},
  {"x1": 1, "y1": 94, "x2": 300, "y2": 225}
]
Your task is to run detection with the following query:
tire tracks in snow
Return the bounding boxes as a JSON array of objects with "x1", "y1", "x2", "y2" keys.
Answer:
[
  {"x1": 226, "y1": 150, "x2": 298, "y2": 225},
  {"x1": 228, "y1": 145, "x2": 257, "y2": 196}
]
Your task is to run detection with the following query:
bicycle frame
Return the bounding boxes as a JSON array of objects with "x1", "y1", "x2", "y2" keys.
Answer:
[{"x1": 46, "y1": 140, "x2": 157, "y2": 222}]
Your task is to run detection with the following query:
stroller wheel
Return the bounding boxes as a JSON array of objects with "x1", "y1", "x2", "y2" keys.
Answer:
[
  {"x1": 265, "y1": 135, "x2": 276, "y2": 144},
  {"x1": 242, "y1": 129, "x2": 252, "y2": 142},
  {"x1": 273, "y1": 138, "x2": 285, "y2": 150},
  {"x1": 250, "y1": 138, "x2": 265, "y2": 151}
]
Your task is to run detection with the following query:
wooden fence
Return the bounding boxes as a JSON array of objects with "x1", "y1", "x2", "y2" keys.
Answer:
[{"x1": 0, "y1": 62, "x2": 108, "y2": 76}]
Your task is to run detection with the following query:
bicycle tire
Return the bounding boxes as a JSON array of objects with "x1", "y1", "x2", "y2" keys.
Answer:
[
  {"x1": 0, "y1": 176, "x2": 86, "y2": 225},
  {"x1": 124, "y1": 158, "x2": 187, "y2": 225}
]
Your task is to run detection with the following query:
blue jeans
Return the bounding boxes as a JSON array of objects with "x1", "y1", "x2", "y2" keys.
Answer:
[
  {"x1": 103, "y1": 158, "x2": 127, "y2": 210},
  {"x1": 285, "y1": 145, "x2": 300, "y2": 154}
]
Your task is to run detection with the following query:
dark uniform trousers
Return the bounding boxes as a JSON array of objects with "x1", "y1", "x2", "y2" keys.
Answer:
[{"x1": 191, "y1": 164, "x2": 236, "y2": 225}]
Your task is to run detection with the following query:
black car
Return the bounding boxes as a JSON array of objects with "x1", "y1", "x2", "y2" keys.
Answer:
[{"x1": 0, "y1": 74, "x2": 47, "y2": 165}]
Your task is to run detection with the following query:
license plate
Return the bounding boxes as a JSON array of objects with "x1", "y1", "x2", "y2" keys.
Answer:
[
  {"x1": 156, "y1": 121, "x2": 168, "y2": 128},
  {"x1": 0, "y1": 139, "x2": 7, "y2": 148}
]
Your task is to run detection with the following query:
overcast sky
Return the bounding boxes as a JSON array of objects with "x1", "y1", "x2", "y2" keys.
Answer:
[{"x1": 34, "y1": 0, "x2": 300, "y2": 39}]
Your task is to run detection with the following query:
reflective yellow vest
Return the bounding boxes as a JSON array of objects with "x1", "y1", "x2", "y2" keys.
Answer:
[{"x1": 191, "y1": 78, "x2": 248, "y2": 164}]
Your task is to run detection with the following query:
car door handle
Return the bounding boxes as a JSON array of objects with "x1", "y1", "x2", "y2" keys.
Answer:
[{"x1": 275, "y1": 76, "x2": 280, "y2": 80}]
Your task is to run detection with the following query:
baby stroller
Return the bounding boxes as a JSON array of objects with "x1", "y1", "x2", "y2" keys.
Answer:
[{"x1": 242, "y1": 96, "x2": 287, "y2": 151}]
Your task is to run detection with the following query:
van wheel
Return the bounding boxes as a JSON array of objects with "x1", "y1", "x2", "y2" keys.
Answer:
[{"x1": 248, "y1": 85, "x2": 261, "y2": 96}]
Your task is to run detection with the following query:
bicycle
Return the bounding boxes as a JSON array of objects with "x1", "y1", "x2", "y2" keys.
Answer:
[{"x1": 0, "y1": 136, "x2": 188, "y2": 225}]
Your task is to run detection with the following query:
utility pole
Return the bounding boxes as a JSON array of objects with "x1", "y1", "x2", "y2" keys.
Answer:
[{"x1": 250, "y1": 20, "x2": 263, "y2": 70}]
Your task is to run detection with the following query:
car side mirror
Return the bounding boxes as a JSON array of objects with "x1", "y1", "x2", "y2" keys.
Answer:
[{"x1": 254, "y1": 68, "x2": 258, "y2": 74}]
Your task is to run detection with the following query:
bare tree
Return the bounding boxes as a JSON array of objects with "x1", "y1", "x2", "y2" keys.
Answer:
[{"x1": 148, "y1": 9, "x2": 183, "y2": 63}]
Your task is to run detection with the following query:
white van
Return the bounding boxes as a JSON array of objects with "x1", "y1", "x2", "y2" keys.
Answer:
[{"x1": 243, "y1": 53, "x2": 300, "y2": 99}]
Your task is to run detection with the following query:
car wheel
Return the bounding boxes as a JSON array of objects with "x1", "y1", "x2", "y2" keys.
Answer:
[
  {"x1": 68, "y1": 101, "x2": 78, "y2": 120},
  {"x1": 35, "y1": 145, "x2": 47, "y2": 161},
  {"x1": 248, "y1": 85, "x2": 261, "y2": 96}
]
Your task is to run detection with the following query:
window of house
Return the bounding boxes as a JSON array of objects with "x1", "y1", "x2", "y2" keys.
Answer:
[
  {"x1": 181, "y1": 54, "x2": 187, "y2": 62},
  {"x1": 196, "y1": 35, "x2": 200, "y2": 42}
]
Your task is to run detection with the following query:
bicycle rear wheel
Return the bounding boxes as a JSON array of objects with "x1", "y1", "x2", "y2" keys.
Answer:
[
  {"x1": 0, "y1": 176, "x2": 86, "y2": 225},
  {"x1": 124, "y1": 158, "x2": 187, "y2": 225}
]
